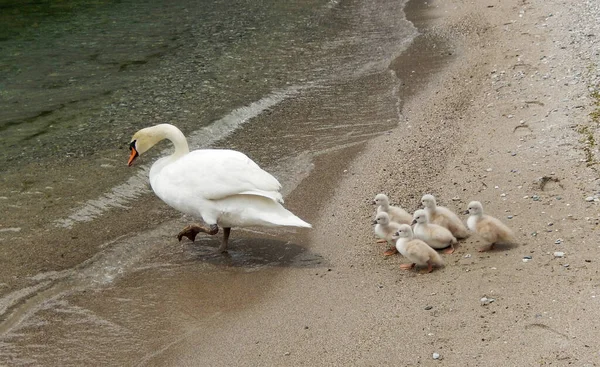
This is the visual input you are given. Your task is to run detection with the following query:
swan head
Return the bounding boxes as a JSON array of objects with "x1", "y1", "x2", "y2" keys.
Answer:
[
  {"x1": 421, "y1": 194, "x2": 437, "y2": 209},
  {"x1": 393, "y1": 224, "x2": 413, "y2": 239},
  {"x1": 127, "y1": 126, "x2": 166, "y2": 166},
  {"x1": 373, "y1": 193, "x2": 390, "y2": 206},
  {"x1": 412, "y1": 209, "x2": 428, "y2": 225},
  {"x1": 372, "y1": 212, "x2": 390, "y2": 225},
  {"x1": 466, "y1": 201, "x2": 484, "y2": 216}
]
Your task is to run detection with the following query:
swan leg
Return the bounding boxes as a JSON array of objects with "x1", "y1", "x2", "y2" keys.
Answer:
[
  {"x1": 399, "y1": 263, "x2": 415, "y2": 270},
  {"x1": 419, "y1": 261, "x2": 434, "y2": 274},
  {"x1": 383, "y1": 248, "x2": 398, "y2": 256},
  {"x1": 177, "y1": 223, "x2": 219, "y2": 242},
  {"x1": 218, "y1": 227, "x2": 231, "y2": 253},
  {"x1": 442, "y1": 244, "x2": 455, "y2": 254}
]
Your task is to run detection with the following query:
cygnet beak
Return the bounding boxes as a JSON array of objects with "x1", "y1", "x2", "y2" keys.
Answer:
[
  {"x1": 411, "y1": 219, "x2": 417, "y2": 225},
  {"x1": 464, "y1": 210, "x2": 470, "y2": 215},
  {"x1": 371, "y1": 219, "x2": 378, "y2": 225},
  {"x1": 372, "y1": 200, "x2": 377, "y2": 205}
]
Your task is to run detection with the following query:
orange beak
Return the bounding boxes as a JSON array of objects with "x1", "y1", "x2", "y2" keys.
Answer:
[{"x1": 128, "y1": 147, "x2": 138, "y2": 166}]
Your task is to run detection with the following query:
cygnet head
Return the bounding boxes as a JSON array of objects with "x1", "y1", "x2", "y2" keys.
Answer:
[
  {"x1": 372, "y1": 212, "x2": 390, "y2": 225},
  {"x1": 466, "y1": 201, "x2": 484, "y2": 216},
  {"x1": 421, "y1": 194, "x2": 437, "y2": 209},
  {"x1": 393, "y1": 224, "x2": 413, "y2": 239},
  {"x1": 373, "y1": 193, "x2": 390, "y2": 206},
  {"x1": 412, "y1": 209, "x2": 429, "y2": 225}
]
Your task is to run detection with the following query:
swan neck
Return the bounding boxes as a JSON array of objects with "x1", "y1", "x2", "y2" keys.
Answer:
[{"x1": 161, "y1": 124, "x2": 189, "y2": 158}]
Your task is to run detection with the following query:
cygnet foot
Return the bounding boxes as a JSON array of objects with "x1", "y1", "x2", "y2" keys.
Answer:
[
  {"x1": 177, "y1": 223, "x2": 219, "y2": 242},
  {"x1": 442, "y1": 245, "x2": 456, "y2": 254},
  {"x1": 399, "y1": 263, "x2": 415, "y2": 270},
  {"x1": 383, "y1": 248, "x2": 398, "y2": 256},
  {"x1": 419, "y1": 261, "x2": 434, "y2": 274}
]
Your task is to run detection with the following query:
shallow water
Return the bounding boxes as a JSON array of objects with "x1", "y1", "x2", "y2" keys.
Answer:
[{"x1": 0, "y1": 0, "x2": 429, "y2": 363}]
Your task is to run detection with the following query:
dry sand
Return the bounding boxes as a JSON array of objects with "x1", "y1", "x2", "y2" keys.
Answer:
[{"x1": 146, "y1": 0, "x2": 600, "y2": 365}]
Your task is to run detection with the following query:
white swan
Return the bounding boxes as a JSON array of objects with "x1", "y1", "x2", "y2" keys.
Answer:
[
  {"x1": 421, "y1": 194, "x2": 470, "y2": 239},
  {"x1": 373, "y1": 193, "x2": 412, "y2": 225},
  {"x1": 128, "y1": 124, "x2": 311, "y2": 252},
  {"x1": 392, "y1": 224, "x2": 443, "y2": 274},
  {"x1": 466, "y1": 201, "x2": 516, "y2": 252},
  {"x1": 372, "y1": 212, "x2": 402, "y2": 256},
  {"x1": 412, "y1": 209, "x2": 457, "y2": 254}
]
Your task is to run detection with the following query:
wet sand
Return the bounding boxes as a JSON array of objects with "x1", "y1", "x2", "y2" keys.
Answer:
[{"x1": 2, "y1": 0, "x2": 600, "y2": 364}]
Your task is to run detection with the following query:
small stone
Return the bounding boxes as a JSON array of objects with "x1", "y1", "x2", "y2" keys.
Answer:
[
  {"x1": 563, "y1": 264, "x2": 570, "y2": 268},
  {"x1": 531, "y1": 232, "x2": 537, "y2": 237},
  {"x1": 511, "y1": 152, "x2": 517, "y2": 156},
  {"x1": 555, "y1": 239, "x2": 562, "y2": 244},
  {"x1": 464, "y1": 254, "x2": 472, "y2": 258},
  {"x1": 424, "y1": 305, "x2": 433, "y2": 310},
  {"x1": 507, "y1": 215, "x2": 513, "y2": 219},
  {"x1": 432, "y1": 352, "x2": 441, "y2": 360},
  {"x1": 547, "y1": 222, "x2": 553, "y2": 226},
  {"x1": 501, "y1": 193, "x2": 507, "y2": 197},
  {"x1": 532, "y1": 195, "x2": 541, "y2": 201},
  {"x1": 553, "y1": 251, "x2": 565, "y2": 258},
  {"x1": 480, "y1": 296, "x2": 495, "y2": 305},
  {"x1": 452, "y1": 196, "x2": 460, "y2": 201},
  {"x1": 486, "y1": 168, "x2": 493, "y2": 172},
  {"x1": 284, "y1": 352, "x2": 291, "y2": 356},
  {"x1": 586, "y1": 196, "x2": 595, "y2": 202},
  {"x1": 556, "y1": 196, "x2": 562, "y2": 200}
]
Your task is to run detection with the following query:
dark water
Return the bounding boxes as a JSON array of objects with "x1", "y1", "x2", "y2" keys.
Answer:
[{"x1": 0, "y1": 0, "x2": 423, "y2": 364}]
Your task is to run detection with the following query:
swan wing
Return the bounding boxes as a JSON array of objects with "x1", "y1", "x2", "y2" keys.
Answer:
[{"x1": 154, "y1": 149, "x2": 283, "y2": 202}]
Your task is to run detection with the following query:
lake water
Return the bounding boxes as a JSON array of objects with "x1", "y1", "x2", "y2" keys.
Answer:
[{"x1": 0, "y1": 0, "x2": 428, "y2": 364}]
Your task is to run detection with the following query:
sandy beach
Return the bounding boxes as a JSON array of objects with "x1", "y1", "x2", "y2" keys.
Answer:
[
  {"x1": 155, "y1": 0, "x2": 600, "y2": 365},
  {"x1": 144, "y1": 0, "x2": 600, "y2": 365},
  {"x1": 1, "y1": 0, "x2": 600, "y2": 364}
]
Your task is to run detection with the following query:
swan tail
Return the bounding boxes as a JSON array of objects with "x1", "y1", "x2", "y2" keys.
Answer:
[
  {"x1": 261, "y1": 208, "x2": 312, "y2": 228},
  {"x1": 239, "y1": 190, "x2": 284, "y2": 204},
  {"x1": 430, "y1": 250, "x2": 444, "y2": 267}
]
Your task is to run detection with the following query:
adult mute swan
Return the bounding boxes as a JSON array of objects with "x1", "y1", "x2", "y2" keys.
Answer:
[{"x1": 127, "y1": 123, "x2": 311, "y2": 252}]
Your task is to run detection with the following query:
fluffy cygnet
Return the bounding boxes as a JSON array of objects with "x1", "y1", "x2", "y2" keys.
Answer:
[
  {"x1": 373, "y1": 212, "x2": 403, "y2": 256},
  {"x1": 373, "y1": 193, "x2": 412, "y2": 225},
  {"x1": 412, "y1": 209, "x2": 458, "y2": 254},
  {"x1": 392, "y1": 224, "x2": 444, "y2": 273},
  {"x1": 421, "y1": 194, "x2": 470, "y2": 239},
  {"x1": 466, "y1": 201, "x2": 517, "y2": 252}
]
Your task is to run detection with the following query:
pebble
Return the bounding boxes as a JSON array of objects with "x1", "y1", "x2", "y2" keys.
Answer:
[
  {"x1": 464, "y1": 254, "x2": 472, "y2": 258},
  {"x1": 284, "y1": 352, "x2": 291, "y2": 356},
  {"x1": 507, "y1": 215, "x2": 513, "y2": 219},
  {"x1": 452, "y1": 196, "x2": 460, "y2": 201},
  {"x1": 433, "y1": 352, "x2": 441, "y2": 360},
  {"x1": 486, "y1": 168, "x2": 493, "y2": 172},
  {"x1": 585, "y1": 196, "x2": 595, "y2": 202},
  {"x1": 555, "y1": 239, "x2": 562, "y2": 244},
  {"x1": 480, "y1": 296, "x2": 495, "y2": 305},
  {"x1": 424, "y1": 305, "x2": 433, "y2": 310},
  {"x1": 532, "y1": 195, "x2": 541, "y2": 201},
  {"x1": 553, "y1": 251, "x2": 565, "y2": 258}
]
